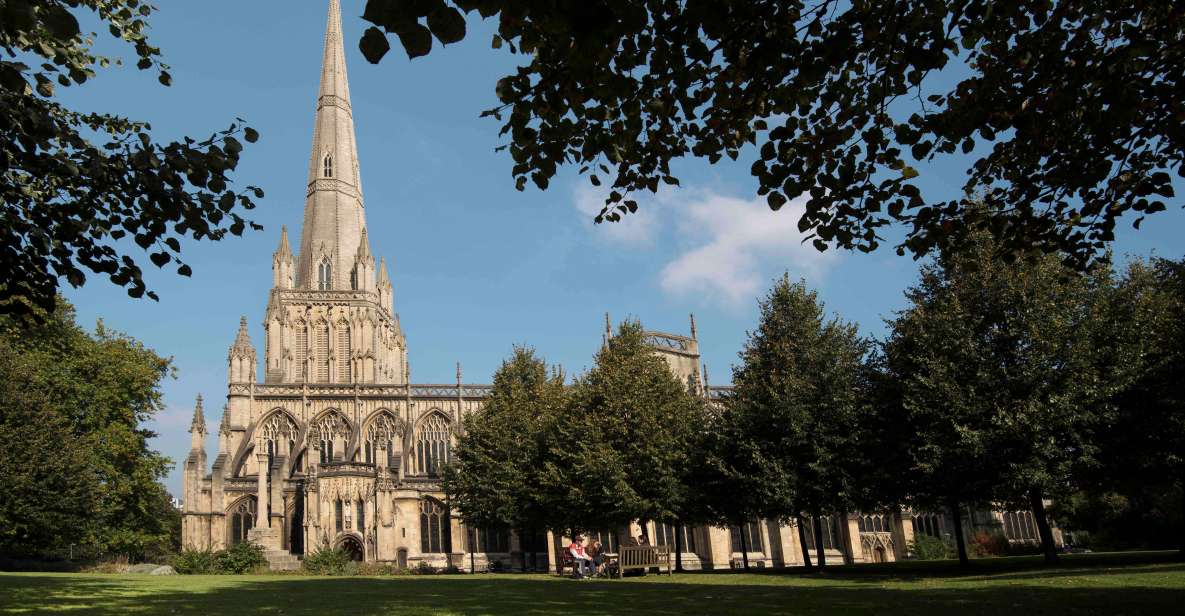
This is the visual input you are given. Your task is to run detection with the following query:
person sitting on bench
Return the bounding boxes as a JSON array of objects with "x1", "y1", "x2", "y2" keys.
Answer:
[{"x1": 568, "y1": 536, "x2": 594, "y2": 579}]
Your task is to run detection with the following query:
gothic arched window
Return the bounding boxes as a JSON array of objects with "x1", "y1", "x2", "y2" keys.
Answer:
[
  {"x1": 323, "y1": 153, "x2": 333, "y2": 178},
  {"x1": 366, "y1": 413, "x2": 402, "y2": 467},
  {"x1": 318, "y1": 258, "x2": 332, "y2": 290},
  {"x1": 314, "y1": 411, "x2": 348, "y2": 464},
  {"x1": 228, "y1": 497, "x2": 256, "y2": 546},
  {"x1": 420, "y1": 498, "x2": 451, "y2": 554},
  {"x1": 415, "y1": 413, "x2": 451, "y2": 476}
]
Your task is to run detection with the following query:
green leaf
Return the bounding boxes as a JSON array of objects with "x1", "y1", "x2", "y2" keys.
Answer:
[
  {"x1": 43, "y1": 5, "x2": 81, "y2": 40},
  {"x1": 359, "y1": 26, "x2": 392, "y2": 64},
  {"x1": 427, "y1": 6, "x2": 466, "y2": 45},
  {"x1": 243, "y1": 127, "x2": 259, "y2": 143},
  {"x1": 901, "y1": 167, "x2": 919, "y2": 180},
  {"x1": 397, "y1": 23, "x2": 433, "y2": 59},
  {"x1": 767, "y1": 192, "x2": 787, "y2": 210}
]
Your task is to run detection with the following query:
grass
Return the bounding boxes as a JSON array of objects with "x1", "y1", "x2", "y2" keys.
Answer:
[{"x1": 1, "y1": 552, "x2": 1182, "y2": 615}]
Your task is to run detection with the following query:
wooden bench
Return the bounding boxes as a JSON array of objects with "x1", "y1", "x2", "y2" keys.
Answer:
[{"x1": 615, "y1": 545, "x2": 672, "y2": 578}]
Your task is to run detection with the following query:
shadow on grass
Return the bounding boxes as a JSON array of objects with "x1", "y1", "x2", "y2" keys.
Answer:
[{"x1": 2, "y1": 566, "x2": 1185, "y2": 616}]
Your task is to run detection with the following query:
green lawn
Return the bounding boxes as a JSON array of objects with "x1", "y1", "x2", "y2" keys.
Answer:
[{"x1": 2, "y1": 552, "x2": 1182, "y2": 615}]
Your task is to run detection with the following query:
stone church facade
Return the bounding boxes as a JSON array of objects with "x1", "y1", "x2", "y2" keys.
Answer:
[{"x1": 181, "y1": 0, "x2": 1057, "y2": 571}]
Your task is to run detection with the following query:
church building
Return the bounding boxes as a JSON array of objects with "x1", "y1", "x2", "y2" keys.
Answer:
[{"x1": 181, "y1": 0, "x2": 1056, "y2": 571}]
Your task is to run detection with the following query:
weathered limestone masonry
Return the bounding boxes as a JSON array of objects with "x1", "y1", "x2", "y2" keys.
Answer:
[{"x1": 182, "y1": 0, "x2": 1059, "y2": 572}]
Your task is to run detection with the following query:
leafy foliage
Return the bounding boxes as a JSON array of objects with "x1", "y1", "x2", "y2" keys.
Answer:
[
  {"x1": 213, "y1": 541, "x2": 266, "y2": 574},
  {"x1": 0, "y1": 299, "x2": 176, "y2": 560},
  {"x1": 539, "y1": 321, "x2": 706, "y2": 533},
  {"x1": 729, "y1": 277, "x2": 871, "y2": 520},
  {"x1": 967, "y1": 531, "x2": 1010, "y2": 559},
  {"x1": 360, "y1": 0, "x2": 1182, "y2": 268},
  {"x1": 909, "y1": 534, "x2": 953, "y2": 561},
  {"x1": 881, "y1": 218, "x2": 1136, "y2": 563},
  {"x1": 442, "y1": 346, "x2": 565, "y2": 534},
  {"x1": 171, "y1": 549, "x2": 218, "y2": 575},
  {"x1": 302, "y1": 547, "x2": 354, "y2": 576},
  {"x1": 0, "y1": 0, "x2": 263, "y2": 316}
]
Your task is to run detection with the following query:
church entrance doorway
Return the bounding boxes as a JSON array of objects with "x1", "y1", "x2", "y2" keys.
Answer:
[{"x1": 338, "y1": 535, "x2": 364, "y2": 561}]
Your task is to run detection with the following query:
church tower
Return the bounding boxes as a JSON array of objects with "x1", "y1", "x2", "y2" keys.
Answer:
[{"x1": 260, "y1": 0, "x2": 406, "y2": 386}]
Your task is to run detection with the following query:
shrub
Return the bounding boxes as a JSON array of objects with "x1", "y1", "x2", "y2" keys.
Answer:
[
  {"x1": 967, "y1": 531, "x2": 1009, "y2": 558},
  {"x1": 171, "y1": 549, "x2": 217, "y2": 574},
  {"x1": 355, "y1": 562, "x2": 398, "y2": 576},
  {"x1": 909, "y1": 534, "x2": 953, "y2": 560},
  {"x1": 442, "y1": 564, "x2": 463, "y2": 575},
  {"x1": 413, "y1": 561, "x2": 437, "y2": 575},
  {"x1": 215, "y1": 541, "x2": 267, "y2": 574},
  {"x1": 302, "y1": 548, "x2": 353, "y2": 576}
]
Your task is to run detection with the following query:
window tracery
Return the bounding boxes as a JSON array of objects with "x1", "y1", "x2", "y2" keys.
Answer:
[
  {"x1": 420, "y1": 497, "x2": 451, "y2": 554},
  {"x1": 228, "y1": 497, "x2": 256, "y2": 546},
  {"x1": 415, "y1": 413, "x2": 451, "y2": 476}
]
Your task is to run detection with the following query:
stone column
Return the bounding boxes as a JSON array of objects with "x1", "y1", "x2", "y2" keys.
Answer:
[{"x1": 256, "y1": 450, "x2": 269, "y2": 526}]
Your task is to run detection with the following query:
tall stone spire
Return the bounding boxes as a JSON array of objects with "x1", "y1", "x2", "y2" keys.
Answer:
[{"x1": 297, "y1": 0, "x2": 369, "y2": 290}]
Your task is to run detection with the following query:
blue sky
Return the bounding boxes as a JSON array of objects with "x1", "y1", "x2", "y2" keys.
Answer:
[{"x1": 58, "y1": 1, "x2": 1184, "y2": 496}]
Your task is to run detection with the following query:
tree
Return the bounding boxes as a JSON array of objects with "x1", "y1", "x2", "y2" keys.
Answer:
[
  {"x1": 358, "y1": 1, "x2": 1182, "y2": 268},
  {"x1": 882, "y1": 229, "x2": 1122, "y2": 565},
  {"x1": 536, "y1": 321, "x2": 703, "y2": 538},
  {"x1": 1091, "y1": 257, "x2": 1185, "y2": 555},
  {"x1": 727, "y1": 275, "x2": 870, "y2": 569},
  {"x1": 0, "y1": 300, "x2": 177, "y2": 559},
  {"x1": 1, "y1": 0, "x2": 263, "y2": 316},
  {"x1": 442, "y1": 346, "x2": 565, "y2": 543}
]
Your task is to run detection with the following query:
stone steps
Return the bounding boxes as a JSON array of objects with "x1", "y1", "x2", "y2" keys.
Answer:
[{"x1": 264, "y1": 550, "x2": 301, "y2": 571}]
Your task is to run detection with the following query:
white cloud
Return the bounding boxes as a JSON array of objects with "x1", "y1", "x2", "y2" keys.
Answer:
[
  {"x1": 571, "y1": 181, "x2": 840, "y2": 308},
  {"x1": 659, "y1": 192, "x2": 839, "y2": 308},
  {"x1": 572, "y1": 182, "x2": 665, "y2": 245}
]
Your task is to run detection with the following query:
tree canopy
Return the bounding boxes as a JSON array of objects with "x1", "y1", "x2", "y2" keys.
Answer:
[
  {"x1": 725, "y1": 275, "x2": 871, "y2": 567},
  {"x1": 539, "y1": 320, "x2": 706, "y2": 533},
  {"x1": 1, "y1": 0, "x2": 262, "y2": 316},
  {"x1": 359, "y1": 0, "x2": 1182, "y2": 268},
  {"x1": 442, "y1": 345, "x2": 565, "y2": 534},
  {"x1": 880, "y1": 226, "x2": 1133, "y2": 563},
  {"x1": 0, "y1": 299, "x2": 177, "y2": 559}
]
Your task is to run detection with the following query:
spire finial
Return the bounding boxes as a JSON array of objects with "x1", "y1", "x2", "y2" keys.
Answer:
[
  {"x1": 456, "y1": 361, "x2": 462, "y2": 385},
  {"x1": 230, "y1": 316, "x2": 255, "y2": 358},
  {"x1": 690, "y1": 313, "x2": 697, "y2": 340},
  {"x1": 220, "y1": 404, "x2": 230, "y2": 433},
  {"x1": 189, "y1": 394, "x2": 206, "y2": 434},
  {"x1": 275, "y1": 225, "x2": 292, "y2": 258},
  {"x1": 605, "y1": 312, "x2": 612, "y2": 336},
  {"x1": 702, "y1": 363, "x2": 710, "y2": 390},
  {"x1": 356, "y1": 228, "x2": 371, "y2": 260}
]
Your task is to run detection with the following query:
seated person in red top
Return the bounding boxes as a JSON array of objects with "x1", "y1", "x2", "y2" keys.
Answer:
[{"x1": 568, "y1": 536, "x2": 594, "y2": 578}]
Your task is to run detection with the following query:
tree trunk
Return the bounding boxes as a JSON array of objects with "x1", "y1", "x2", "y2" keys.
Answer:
[
  {"x1": 1029, "y1": 489, "x2": 1059, "y2": 564},
  {"x1": 949, "y1": 501, "x2": 969, "y2": 566},
  {"x1": 675, "y1": 522, "x2": 684, "y2": 573},
  {"x1": 796, "y1": 515, "x2": 814, "y2": 570},
  {"x1": 839, "y1": 512, "x2": 854, "y2": 565},
  {"x1": 812, "y1": 515, "x2": 827, "y2": 570},
  {"x1": 739, "y1": 522, "x2": 750, "y2": 571}
]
